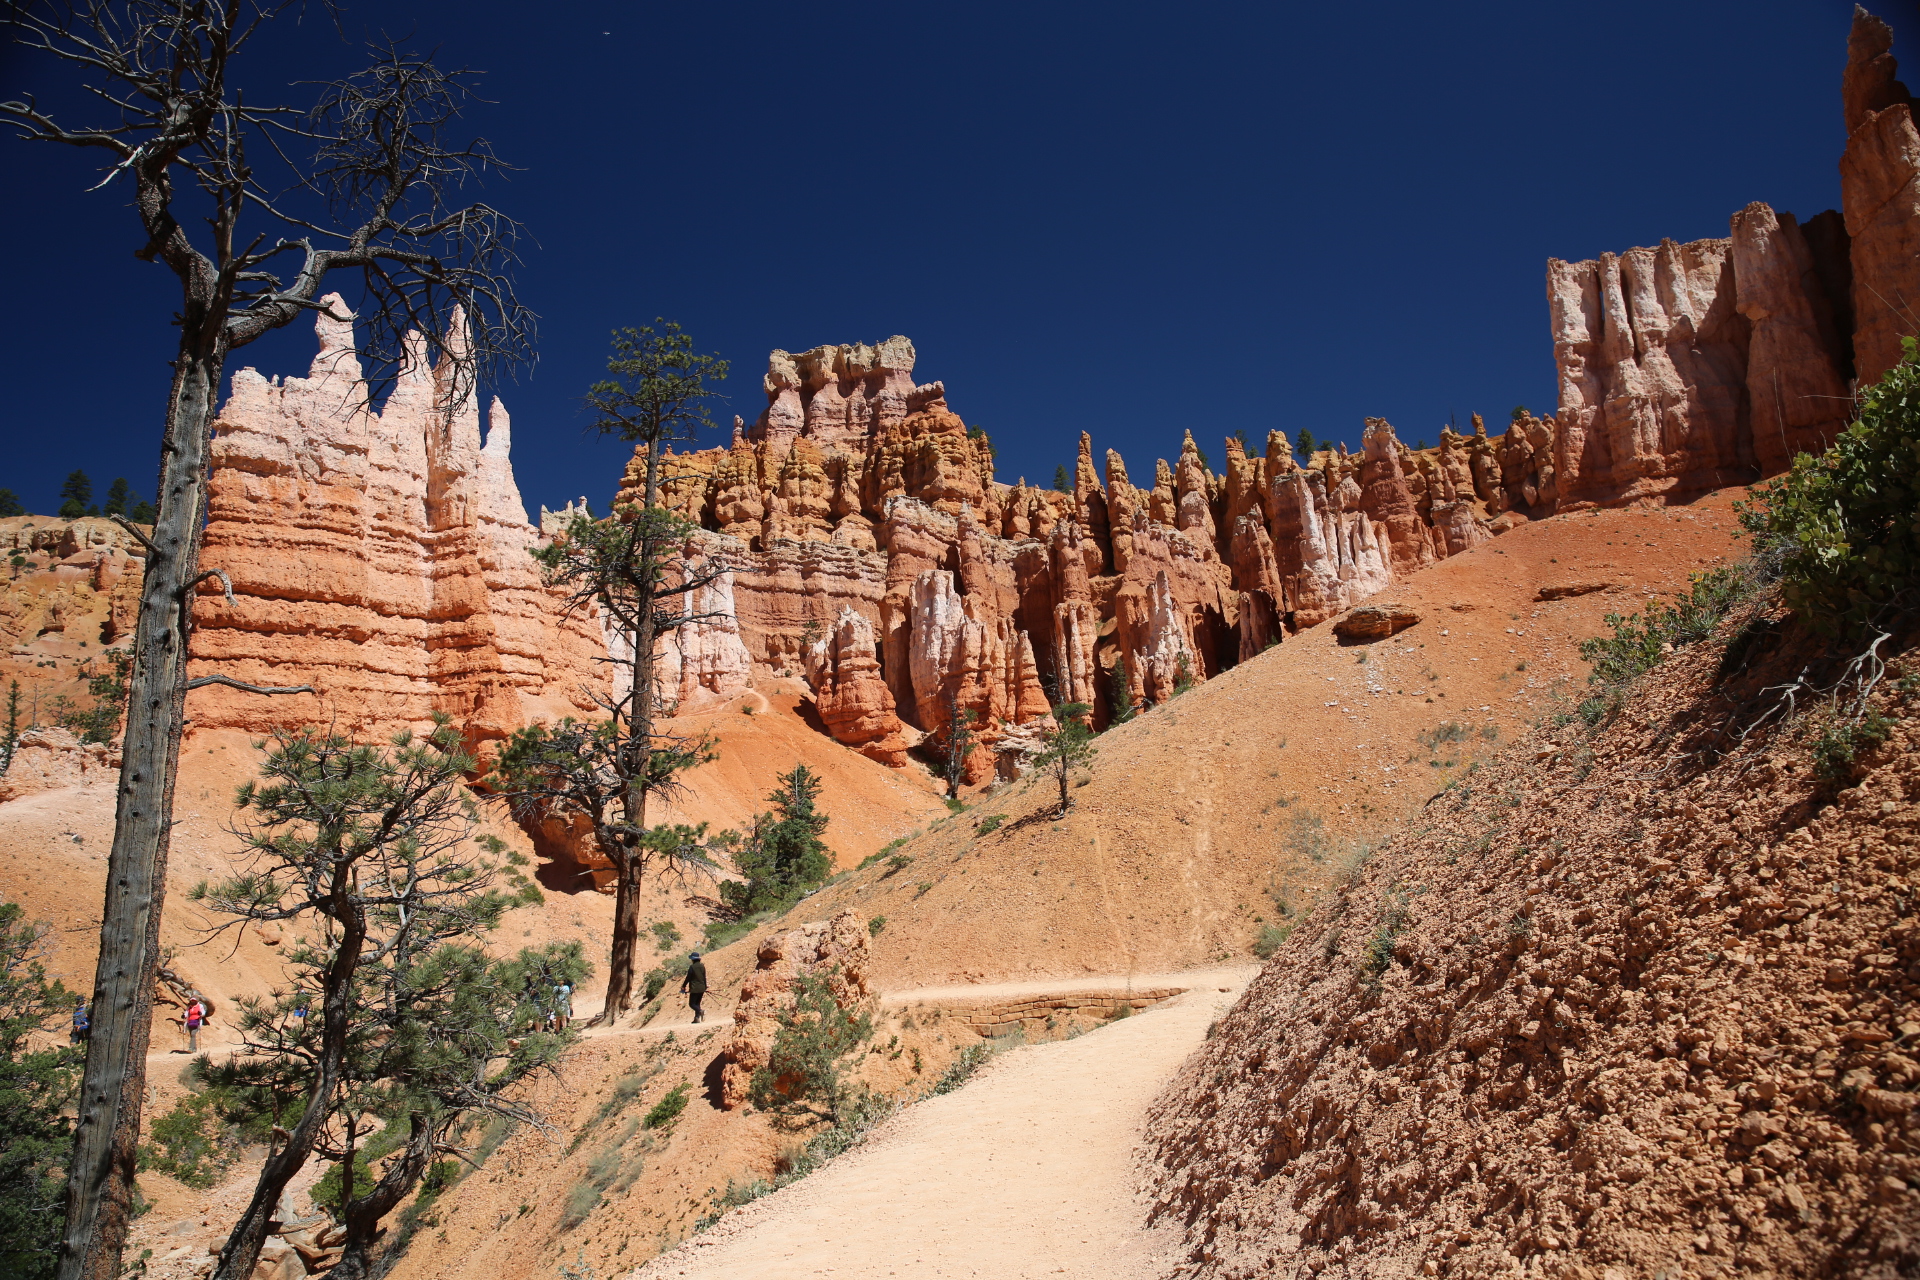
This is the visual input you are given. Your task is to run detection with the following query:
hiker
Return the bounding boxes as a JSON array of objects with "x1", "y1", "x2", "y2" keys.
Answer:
[
  {"x1": 181, "y1": 994, "x2": 207, "y2": 1053},
  {"x1": 680, "y1": 951, "x2": 708, "y2": 1024},
  {"x1": 552, "y1": 981, "x2": 573, "y2": 1032},
  {"x1": 71, "y1": 999, "x2": 89, "y2": 1045}
]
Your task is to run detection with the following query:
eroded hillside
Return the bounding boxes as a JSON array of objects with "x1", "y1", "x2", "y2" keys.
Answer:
[{"x1": 1145, "y1": 605, "x2": 1919, "y2": 1278}]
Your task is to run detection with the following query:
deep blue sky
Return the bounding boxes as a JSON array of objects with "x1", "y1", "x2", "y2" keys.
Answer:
[{"x1": 2, "y1": 1, "x2": 1910, "y2": 520}]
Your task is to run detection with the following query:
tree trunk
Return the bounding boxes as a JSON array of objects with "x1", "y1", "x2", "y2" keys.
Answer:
[
  {"x1": 330, "y1": 1118, "x2": 432, "y2": 1280},
  {"x1": 210, "y1": 901, "x2": 366, "y2": 1280},
  {"x1": 599, "y1": 436, "x2": 664, "y2": 1022},
  {"x1": 599, "y1": 845, "x2": 643, "y2": 1021},
  {"x1": 58, "y1": 333, "x2": 223, "y2": 1280}
]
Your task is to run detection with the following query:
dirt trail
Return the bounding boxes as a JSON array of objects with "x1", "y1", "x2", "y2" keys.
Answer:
[
  {"x1": 582, "y1": 968, "x2": 1237, "y2": 1039},
  {"x1": 631, "y1": 967, "x2": 1251, "y2": 1280}
]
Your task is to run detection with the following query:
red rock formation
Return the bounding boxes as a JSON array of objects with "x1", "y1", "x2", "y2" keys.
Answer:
[
  {"x1": 717, "y1": 909, "x2": 871, "y2": 1110},
  {"x1": 1543, "y1": 7, "x2": 1919, "y2": 509},
  {"x1": 1731, "y1": 202, "x2": 1855, "y2": 472},
  {"x1": 1547, "y1": 238, "x2": 1751, "y2": 508},
  {"x1": 1358, "y1": 418, "x2": 1434, "y2": 576},
  {"x1": 189, "y1": 298, "x2": 606, "y2": 742},
  {"x1": 805, "y1": 607, "x2": 910, "y2": 767},
  {"x1": 1841, "y1": 6, "x2": 1920, "y2": 386}
]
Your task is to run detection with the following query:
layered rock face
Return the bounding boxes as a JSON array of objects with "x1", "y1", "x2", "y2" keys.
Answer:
[
  {"x1": 1547, "y1": 6, "x2": 1917, "y2": 509},
  {"x1": 626, "y1": 336, "x2": 1558, "y2": 776},
  {"x1": 188, "y1": 297, "x2": 609, "y2": 743}
]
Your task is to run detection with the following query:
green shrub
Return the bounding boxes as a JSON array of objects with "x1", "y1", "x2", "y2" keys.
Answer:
[
  {"x1": 1811, "y1": 709, "x2": 1895, "y2": 784},
  {"x1": 747, "y1": 968, "x2": 873, "y2": 1124},
  {"x1": 1252, "y1": 923, "x2": 1292, "y2": 959},
  {"x1": 1358, "y1": 887, "x2": 1410, "y2": 992},
  {"x1": 1739, "y1": 339, "x2": 1920, "y2": 634},
  {"x1": 867, "y1": 915, "x2": 887, "y2": 938},
  {"x1": 141, "y1": 1081, "x2": 280, "y2": 1190},
  {"x1": 643, "y1": 1083, "x2": 689, "y2": 1130},
  {"x1": 974, "y1": 813, "x2": 1005, "y2": 835},
  {"x1": 559, "y1": 1179, "x2": 601, "y2": 1229},
  {"x1": 930, "y1": 1043, "x2": 992, "y2": 1096},
  {"x1": 1580, "y1": 566, "x2": 1754, "y2": 693},
  {"x1": 1417, "y1": 722, "x2": 1470, "y2": 751}
]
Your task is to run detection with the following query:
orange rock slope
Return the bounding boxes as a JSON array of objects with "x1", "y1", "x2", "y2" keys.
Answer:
[{"x1": 1144, "y1": 604, "x2": 1920, "y2": 1279}]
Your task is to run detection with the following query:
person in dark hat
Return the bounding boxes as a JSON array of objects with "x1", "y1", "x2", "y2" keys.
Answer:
[{"x1": 679, "y1": 951, "x2": 708, "y2": 1024}]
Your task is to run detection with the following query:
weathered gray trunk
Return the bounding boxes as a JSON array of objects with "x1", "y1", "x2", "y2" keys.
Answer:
[{"x1": 58, "y1": 332, "x2": 223, "y2": 1280}]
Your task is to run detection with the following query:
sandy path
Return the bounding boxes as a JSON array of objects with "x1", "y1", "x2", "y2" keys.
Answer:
[{"x1": 630, "y1": 967, "x2": 1251, "y2": 1280}]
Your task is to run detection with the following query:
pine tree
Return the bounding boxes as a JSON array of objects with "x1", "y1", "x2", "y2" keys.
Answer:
[
  {"x1": 56, "y1": 470, "x2": 92, "y2": 520},
  {"x1": 1053, "y1": 464, "x2": 1071, "y2": 492},
  {"x1": 1, "y1": 682, "x2": 19, "y2": 776},
  {"x1": 1294, "y1": 429, "x2": 1316, "y2": 463},
  {"x1": 102, "y1": 479, "x2": 130, "y2": 517},
  {"x1": 718, "y1": 765, "x2": 832, "y2": 916},
  {"x1": 494, "y1": 322, "x2": 731, "y2": 1023},
  {"x1": 0, "y1": 901, "x2": 81, "y2": 1280},
  {"x1": 194, "y1": 719, "x2": 571, "y2": 1280},
  {"x1": 1034, "y1": 702, "x2": 1098, "y2": 816},
  {"x1": 937, "y1": 688, "x2": 977, "y2": 800},
  {"x1": 127, "y1": 499, "x2": 157, "y2": 525},
  {"x1": 0, "y1": 490, "x2": 23, "y2": 518},
  {"x1": 1108, "y1": 656, "x2": 1136, "y2": 725}
]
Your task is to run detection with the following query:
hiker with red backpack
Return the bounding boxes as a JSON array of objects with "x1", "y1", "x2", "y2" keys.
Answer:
[{"x1": 180, "y1": 994, "x2": 208, "y2": 1053}]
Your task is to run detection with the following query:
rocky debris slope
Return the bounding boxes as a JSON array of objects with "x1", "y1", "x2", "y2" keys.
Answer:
[
  {"x1": 1547, "y1": 6, "x2": 1918, "y2": 511},
  {"x1": 1145, "y1": 612, "x2": 1920, "y2": 1278}
]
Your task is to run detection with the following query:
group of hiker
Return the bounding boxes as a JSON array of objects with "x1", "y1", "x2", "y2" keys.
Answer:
[
  {"x1": 59, "y1": 951, "x2": 712, "y2": 1054},
  {"x1": 67, "y1": 992, "x2": 213, "y2": 1053}
]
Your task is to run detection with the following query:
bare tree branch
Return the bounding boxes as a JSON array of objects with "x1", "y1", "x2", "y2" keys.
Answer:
[{"x1": 184, "y1": 674, "x2": 316, "y2": 696}]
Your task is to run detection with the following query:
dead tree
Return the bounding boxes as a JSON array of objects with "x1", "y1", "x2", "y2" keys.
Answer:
[{"x1": 2, "y1": 8, "x2": 532, "y2": 1278}]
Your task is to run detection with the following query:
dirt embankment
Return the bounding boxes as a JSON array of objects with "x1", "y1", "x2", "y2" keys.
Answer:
[
  {"x1": 1145, "y1": 610, "x2": 1920, "y2": 1278},
  {"x1": 768, "y1": 499, "x2": 1747, "y2": 991}
]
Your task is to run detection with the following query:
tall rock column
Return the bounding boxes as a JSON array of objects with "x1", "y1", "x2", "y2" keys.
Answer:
[
  {"x1": 1840, "y1": 6, "x2": 1920, "y2": 386},
  {"x1": 1358, "y1": 418, "x2": 1434, "y2": 576},
  {"x1": 805, "y1": 607, "x2": 910, "y2": 767},
  {"x1": 1731, "y1": 202, "x2": 1855, "y2": 472}
]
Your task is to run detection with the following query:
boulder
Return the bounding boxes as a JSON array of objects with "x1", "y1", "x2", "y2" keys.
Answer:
[
  {"x1": 717, "y1": 910, "x2": 871, "y2": 1110},
  {"x1": 1333, "y1": 603, "x2": 1421, "y2": 642}
]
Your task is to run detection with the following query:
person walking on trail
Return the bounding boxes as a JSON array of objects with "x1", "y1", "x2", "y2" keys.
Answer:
[
  {"x1": 71, "y1": 1000, "x2": 89, "y2": 1045},
  {"x1": 553, "y1": 982, "x2": 573, "y2": 1032},
  {"x1": 680, "y1": 952, "x2": 708, "y2": 1025},
  {"x1": 181, "y1": 995, "x2": 207, "y2": 1053}
]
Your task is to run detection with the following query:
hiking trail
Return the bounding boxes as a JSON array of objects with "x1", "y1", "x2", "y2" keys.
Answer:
[{"x1": 629, "y1": 966, "x2": 1251, "y2": 1280}]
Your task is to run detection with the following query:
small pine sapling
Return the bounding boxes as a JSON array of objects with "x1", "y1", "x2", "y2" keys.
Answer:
[{"x1": 1034, "y1": 702, "x2": 1097, "y2": 816}]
